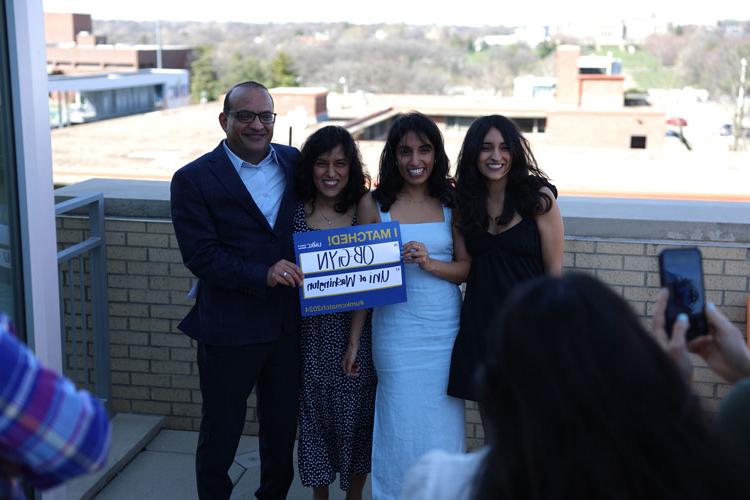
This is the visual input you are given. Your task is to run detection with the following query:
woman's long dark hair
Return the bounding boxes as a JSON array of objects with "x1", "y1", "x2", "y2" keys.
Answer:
[
  {"x1": 455, "y1": 115, "x2": 554, "y2": 234},
  {"x1": 295, "y1": 125, "x2": 370, "y2": 213},
  {"x1": 472, "y1": 273, "x2": 749, "y2": 500},
  {"x1": 372, "y1": 112, "x2": 454, "y2": 211}
]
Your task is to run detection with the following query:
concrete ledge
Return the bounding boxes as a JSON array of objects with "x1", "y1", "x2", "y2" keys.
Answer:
[
  {"x1": 66, "y1": 413, "x2": 165, "y2": 500},
  {"x1": 55, "y1": 179, "x2": 171, "y2": 219}
]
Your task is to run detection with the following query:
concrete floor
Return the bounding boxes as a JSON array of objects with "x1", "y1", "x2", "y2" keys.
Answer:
[{"x1": 93, "y1": 430, "x2": 372, "y2": 500}]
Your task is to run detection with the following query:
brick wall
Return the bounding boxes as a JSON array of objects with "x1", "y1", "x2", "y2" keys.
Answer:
[{"x1": 56, "y1": 214, "x2": 750, "y2": 450}]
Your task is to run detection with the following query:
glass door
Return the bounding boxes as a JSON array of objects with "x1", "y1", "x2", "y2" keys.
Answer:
[{"x1": 0, "y1": 1, "x2": 27, "y2": 340}]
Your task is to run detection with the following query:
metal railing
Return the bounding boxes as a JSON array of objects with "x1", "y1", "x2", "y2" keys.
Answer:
[{"x1": 55, "y1": 193, "x2": 110, "y2": 407}]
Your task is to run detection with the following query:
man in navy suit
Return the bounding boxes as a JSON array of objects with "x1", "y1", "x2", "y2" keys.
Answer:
[{"x1": 171, "y1": 81, "x2": 304, "y2": 500}]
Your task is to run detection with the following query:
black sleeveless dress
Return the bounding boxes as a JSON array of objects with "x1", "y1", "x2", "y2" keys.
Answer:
[{"x1": 448, "y1": 217, "x2": 545, "y2": 401}]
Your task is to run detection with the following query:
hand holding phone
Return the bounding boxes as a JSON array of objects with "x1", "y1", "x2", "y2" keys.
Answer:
[{"x1": 658, "y1": 247, "x2": 707, "y2": 341}]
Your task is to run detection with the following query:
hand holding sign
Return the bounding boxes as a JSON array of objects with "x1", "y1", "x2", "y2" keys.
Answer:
[
  {"x1": 266, "y1": 259, "x2": 303, "y2": 288},
  {"x1": 294, "y1": 221, "x2": 407, "y2": 316}
]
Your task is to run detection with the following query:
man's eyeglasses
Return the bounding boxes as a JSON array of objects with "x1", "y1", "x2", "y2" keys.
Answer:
[{"x1": 230, "y1": 110, "x2": 277, "y2": 124}]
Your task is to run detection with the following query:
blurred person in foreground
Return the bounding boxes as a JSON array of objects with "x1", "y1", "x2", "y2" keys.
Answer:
[
  {"x1": 0, "y1": 315, "x2": 110, "y2": 499},
  {"x1": 293, "y1": 126, "x2": 375, "y2": 500},
  {"x1": 401, "y1": 273, "x2": 749, "y2": 500}
]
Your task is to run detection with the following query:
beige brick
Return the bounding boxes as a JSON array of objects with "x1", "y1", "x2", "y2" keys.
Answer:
[
  {"x1": 169, "y1": 264, "x2": 194, "y2": 278},
  {"x1": 107, "y1": 260, "x2": 127, "y2": 274},
  {"x1": 104, "y1": 231, "x2": 126, "y2": 246},
  {"x1": 127, "y1": 262, "x2": 170, "y2": 276},
  {"x1": 151, "y1": 304, "x2": 191, "y2": 320},
  {"x1": 105, "y1": 220, "x2": 147, "y2": 232},
  {"x1": 112, "y1": 372, "x2": 130, "y2": 385},
  {"x1": 111, "y1": 357, "x2": 150, "y2": 372},
  {"x1": 172, "y1": 375, "x2": 200, "y2": 389},
  {"x1": 699, "y1": 247, "x2": 747, "y2": 260},
  {"x1": 704, "y1": 275, "x2": 747, "y2": 291},
  {"x1": 164, "y1": 416, "x2": 195, "y2": 431},
  {"x1": 110, "y1": 345, "x2": 129, "y2": 358},
  {"x1": 725, "y1": 261, "x2": 750, "y2": 277},
  {"x1": 150, "y1": 276, "x2": 191, "y2": 291},
  {"x1": 597, "y1": 270, "x2": 644, "y2": 286},
  {"x1": 622, "y1": 286, "x2": 659, "y2": 302},
  {"x1": 63, "y1": 217, "x2": 88, "y2": 229},
  {"x1": 131, "y1": 317, "x2": 171, "y2": 333},
  {"x1": 128, "y1": 233, "x2": 170, "y2": 247},
  {"x1": 152, "y1": 387, "x2": 191, "y2": 403},
  {"x1": 564, "y1": 239, "x2": 596, "y2": 252},
  {"x1": 692, "y1": 382, "x2": 715, "y2": 398},
  {"x1": 57, "y1": 229, "x2": 85, "y2": 244},
  {"x1": 111, "y1": 399, "x2": 132, "y2": 413},
  {"x1": 109, "y1": 274, "x2": 149, "y2": 289},
  {"x1": 148, "y1": 248, "x2": 184, "y2": 263},
  {"x1": 694, "y1": 367, "x2": 727, "y2": 384},
  {"x1": 170, "y1": 291, "x2": 194, "y2": 306},
  {"x1": 623, "y1": 256, "x2": 657, "y2": 272},
  {"x1": 242, "y1": 422, "x2": 259, "y2": 435},
  {"x1": 171, "y1": 347, "x2": 195, "y2": 361},
  {"x1": 465, "y1": 408, "x2": 481, "y2": 424},
  {"x1": 646, "y1": 272, "x2": 660, "y2": 287},
  {"x1": 596, "y1": 242, "x2": 645, "y2": 255},
  {"x1": 724, "y1": 291, "x2": 750, "y2": 307},
  {"x1": 130, "y1": 346, "x2": 170, "y2": 360},
  {"x1": 108, "y1": 288, "x2": 128, "y2": 302},
  {"x1": 129, "y1": 289, "x2": 171, "y2": 305},
  {"x1": 702, "y1": 260, "x2": 724, "y2": 274},
  {"x1": 721, "y1": 306, "x2": 746, "y2": 322},
  {"x1": 107, "y1": 246, "x2": 147, "y2": 261},
  {"x1": 112, "y1": 385, "x2": 150, "y2": 400},
  {"x1": 131, "y1": 373, "x2": 171, "y2": 387},
  {"x1": 151, "y1": 360, "x2": 191, "y2": 375},
  {"x1": 575, "y1": 253, "x2": 623, "y2": 270},
  {"x1": 563, "y1": 252, "x2": 574, "y2": 268},
  {"x1": 146, "y1": 222, "x2": 175, "y2": 234},
  {"x1": 132, "y1": 400, "x2": 171, "y2": 414},
  {"x1": 110, "y1": 303, "x2": 149, "y2": 318},
  {"x1": 705, "y1": 291, "x2": 723, "y2": 305},
  {"x1": 151, "y1": 332, "x2": 192, "y2": 347},
  {"x1": 172, "y1": 403, "x2": 202, "y2": 417},
  {"x1": 110, "y1": 330, "x2": 149, "y2": 345},
  {"x1": 628, "y1": 301, "x2": 646, "y2": 316}
]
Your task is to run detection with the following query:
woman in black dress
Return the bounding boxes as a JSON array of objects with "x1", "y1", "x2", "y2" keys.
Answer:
[
  {"x1": 448, "y1": 115, "x2": 564, "y2": 405},
  {"x1": 294, "y1": 126, "x2": 374, "y2": 500}
]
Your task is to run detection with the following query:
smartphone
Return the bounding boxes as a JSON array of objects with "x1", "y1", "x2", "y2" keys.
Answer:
[{"x1": 658, "y1": 247, "x2": 707, "y2": 340}]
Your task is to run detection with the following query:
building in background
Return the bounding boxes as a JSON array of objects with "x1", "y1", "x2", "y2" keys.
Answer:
[
  {"x1": 48, "y1": 69, "x2": 190, "y2": 126},
  {"x1": 45, "y1": 12, "x2": 192, "y2": 74}
]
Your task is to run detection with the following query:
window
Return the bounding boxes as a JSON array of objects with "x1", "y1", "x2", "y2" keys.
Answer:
[
  {"x1": 630, "y1": 136, "x2": 647, "y2": 149},
  {"x1": 0, "y1": 1, "x2": 27, "y2": 336}
]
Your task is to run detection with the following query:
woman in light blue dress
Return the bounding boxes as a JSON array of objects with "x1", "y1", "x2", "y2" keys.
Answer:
[{"x1": 343, "y1": 112, "x2": 470, "y2": 500}]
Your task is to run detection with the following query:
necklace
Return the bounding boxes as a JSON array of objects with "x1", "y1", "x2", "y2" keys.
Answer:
[
  {"x1": 398, "y1": 196, "x2": 429, "y2": 205},
  {"x1": 319, "y1": 210, "x2": 336, "y2": 225}
]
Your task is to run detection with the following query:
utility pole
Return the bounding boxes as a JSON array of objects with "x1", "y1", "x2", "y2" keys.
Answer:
[
  {"x1": 155, "y1": 19, "x2": 163, "y2": 69},
  {"x1": 733, "y1": 57, "x2": 747, "y2": 151}
]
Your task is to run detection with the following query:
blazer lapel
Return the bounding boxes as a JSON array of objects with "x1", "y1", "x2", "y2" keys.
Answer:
[
  {"x1": 207, "y1": 144, "x2": 274, "y2": 233},
  {"x1": 274, "y1": 147, "x2": 297, "y2": 237}
]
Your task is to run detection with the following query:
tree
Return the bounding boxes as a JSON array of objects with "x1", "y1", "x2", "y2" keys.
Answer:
[
  {"x1": 220, "y1": 52, "x2": 267, "y2": 91},
  {"x1": 189, "y1": 45, "x2": 222, "y2": 102},
  {"x1": 269, "y1": 51, "x2": 299, "y2": 87}
]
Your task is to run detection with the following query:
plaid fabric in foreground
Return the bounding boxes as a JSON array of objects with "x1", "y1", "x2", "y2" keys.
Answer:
[{"x1": 0, "y1": 315, "x2": 110, "y2": 499}]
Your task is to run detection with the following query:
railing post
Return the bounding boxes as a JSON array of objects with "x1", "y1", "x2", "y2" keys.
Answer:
[{"x1": 88, "y1": 194, "x2": 110, "y2": 408}]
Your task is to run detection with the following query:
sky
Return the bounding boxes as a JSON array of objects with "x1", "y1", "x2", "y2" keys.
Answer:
[{"x1": 42, "y1": 0, "x2": 750, "y2": 27}]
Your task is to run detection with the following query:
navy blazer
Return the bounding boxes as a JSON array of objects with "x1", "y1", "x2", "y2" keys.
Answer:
[{"x1": 170, "y1": 142, "x2": 301, "y2": 345}]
